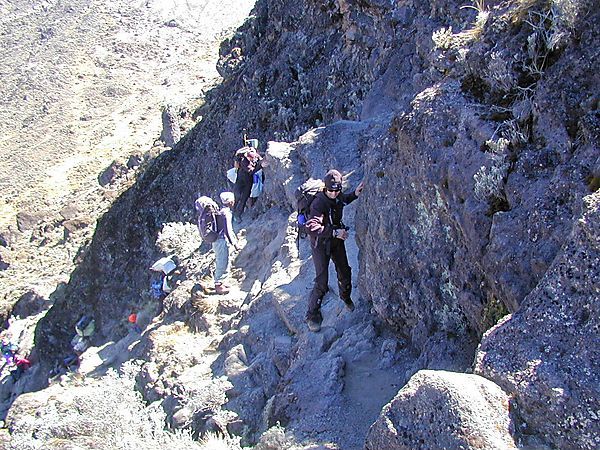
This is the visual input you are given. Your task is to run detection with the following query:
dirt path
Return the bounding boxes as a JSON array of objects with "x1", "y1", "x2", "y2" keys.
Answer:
[{"x1": 227, "y1": 202, "x2": 409, "y2": 449}]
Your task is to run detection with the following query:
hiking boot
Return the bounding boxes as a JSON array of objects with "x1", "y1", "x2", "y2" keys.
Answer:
[
  {"x1": 215, "y1": 283, "x2": 230, "y2": 295},
  {"x1": 306, "y1": 318, "x2": 322, "y2": 332},
  {"x1": 342, "y1": 298, "x2": 355, "y2": 312},
  {"x1": 306, "y1": 310, "x2": 322, "y2": 332}
]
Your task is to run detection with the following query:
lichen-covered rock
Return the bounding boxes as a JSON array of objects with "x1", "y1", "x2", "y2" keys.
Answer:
[
  {"x1": 355, "y1": 0, "x2": 599, "y2": 364},
  {"x1": 356, "y1": 83, "x2": 491, "y2": 357},
  {"x1": 365, "y1": 370, "x2": 517, "y2": 450},
  {"x1": 475, "y1": 191, "x2": 600, "y2": 450}
]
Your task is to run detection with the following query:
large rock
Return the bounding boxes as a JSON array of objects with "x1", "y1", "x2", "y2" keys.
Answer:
[
  {"x1": 15, "y1": 210, "x2": 48, "y2": 232},
  {"x1": 160, "y1": 104, "x2": 181, "y2": 148},
  {"x1": 98, "y1": 158, "x2": 129, "y2": 187},
  {"x1": 365, "y1": 370, "x2": 517, "y2": 450},
  {"x1": 355, "y1": 0, "x2": 599, "y2": 363},
  {"x1": 10, "y1": 290, "x2": 48, "y2": 319},
  {"x1": 475, "y1": 191, "x2": 600, "y2": 450},
  {"x1": 264, "y1": 119, "x2": 367, "y2": 211}
]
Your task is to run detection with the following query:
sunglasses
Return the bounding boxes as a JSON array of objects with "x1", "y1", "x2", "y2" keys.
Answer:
[{"x1": 326, "y1": 188, "x2": 341, "y2": 193}]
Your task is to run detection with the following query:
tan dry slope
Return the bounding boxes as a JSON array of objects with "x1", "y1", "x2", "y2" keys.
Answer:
[{"x1": 0, "y1": 0, "x2": 255, "y2": 307}]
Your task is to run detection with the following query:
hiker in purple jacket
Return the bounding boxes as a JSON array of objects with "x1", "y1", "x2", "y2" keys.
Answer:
[{"x1": 304, "y1": 169, "x2": 364, "y2": 332}]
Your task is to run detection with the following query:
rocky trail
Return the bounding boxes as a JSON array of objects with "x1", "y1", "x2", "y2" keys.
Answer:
[
  {"x1": 1, "y1": 130, "x2": 412, "y2": 448},
  {"x1": 1, "y1": 193, "x2": 409, "y2": 449}
]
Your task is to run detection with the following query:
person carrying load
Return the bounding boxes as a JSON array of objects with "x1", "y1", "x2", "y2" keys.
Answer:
[{"x1": 304, "y1": 169, "x2": 364, "y2": 332}]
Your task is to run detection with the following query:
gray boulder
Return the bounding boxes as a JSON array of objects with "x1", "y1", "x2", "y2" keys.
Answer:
[
  {"x1": 365, "y1": 370, "x2": 517, "y2": 450},
  {"x1": 98, "y1": 158, "x2": 128, "y2": 187},
  {"x1": 0, "y1": 246, "x2": 11, "y2": 270}
]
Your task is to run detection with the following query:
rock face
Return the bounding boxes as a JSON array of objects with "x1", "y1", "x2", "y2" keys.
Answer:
[
  {"x1": 354, "y1": 0, "x2": 599, "y2": 359},
  {"x1": 475, "y1": 191, "x2": 600, "y2": 450},
  {"x1": 365, "y1": 370, "x2": 517, "y2": 450}
]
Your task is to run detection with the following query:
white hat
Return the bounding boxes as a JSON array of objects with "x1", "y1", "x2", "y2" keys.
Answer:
[
  {"x1": 150, "y1": 256, "x2": 176, "y2": 275},
  {"x1": 220, "y1": 191, "x2": 235, "y2": 204}
]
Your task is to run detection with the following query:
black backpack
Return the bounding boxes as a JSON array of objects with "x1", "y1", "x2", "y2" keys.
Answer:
[{"x1": 294, "y1": 178, "x2": 324, "y2": 239}]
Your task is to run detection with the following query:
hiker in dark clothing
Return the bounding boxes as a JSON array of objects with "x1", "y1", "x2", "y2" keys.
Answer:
[
  {"x1": 305, "y1": 169, "x2": 364, "y2": 332},
  {"x1": 233, "y1": 146, "x2": 263, "y2": 222}
]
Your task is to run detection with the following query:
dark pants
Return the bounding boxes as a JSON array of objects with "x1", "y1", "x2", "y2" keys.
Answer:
[
  {"x1": 307, "y1": 237, "x2": 352, "y2": 321},
  {"x1": 233, "y1": 172, "x2": 252, "y2": 219}
]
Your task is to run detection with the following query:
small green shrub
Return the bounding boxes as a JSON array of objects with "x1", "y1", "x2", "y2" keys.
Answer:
[{"x1": 482, "y1": 295, "x2": 510, "y2": 332}]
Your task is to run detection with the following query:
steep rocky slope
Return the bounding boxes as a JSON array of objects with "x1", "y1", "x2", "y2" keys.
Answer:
[
  {"x1": 0, "y1": 0, "x2": 255, "y2": 323},
  {"x1": 2, "y1": 0, "x2": 598, "y2": 449}
]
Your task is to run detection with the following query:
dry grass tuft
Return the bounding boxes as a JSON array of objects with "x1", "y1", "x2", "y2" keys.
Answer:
[{"x1": 432, "y1": 0, "x2": 490, "y2": 50}]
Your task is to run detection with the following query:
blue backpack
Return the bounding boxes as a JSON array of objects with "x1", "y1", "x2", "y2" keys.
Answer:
[{"x1": 75, "y1": 315, "x2": 95, "y2": 337}]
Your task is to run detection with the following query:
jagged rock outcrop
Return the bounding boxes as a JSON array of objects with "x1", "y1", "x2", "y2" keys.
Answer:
[
  {"x1": 356, "y1": 0, "x2": 599, "y2": 356},
  {"x1": 365, "y1": 370, "x2": 517, "y2": 450},
  {"x1": 475, "y1": 191, "x2": 600, "y2": 450}
]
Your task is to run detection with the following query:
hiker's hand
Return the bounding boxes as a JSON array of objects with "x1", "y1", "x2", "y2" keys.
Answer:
[{"x1": 355, "y1": 181, "x2": 364, "y2": 196}]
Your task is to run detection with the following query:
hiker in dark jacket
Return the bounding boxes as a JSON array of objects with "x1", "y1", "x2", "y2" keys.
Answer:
[
  {"x1": 305, "y1": 169, "x2": 364, "y2": 332},
  {"x1": 233, "y1": 146, "x2": 263, "y2": 222}
]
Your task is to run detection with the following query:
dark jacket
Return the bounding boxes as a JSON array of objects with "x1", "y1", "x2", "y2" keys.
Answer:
[
  {"x1": 236, "y1": 154, "x2": 263, "y2": 187},
  {"x1": 306, "y1": 190, "x2": 357, "y2": 240},
  {"x1": 215, "y1": 207, "x2": 237, "y2": 245}
]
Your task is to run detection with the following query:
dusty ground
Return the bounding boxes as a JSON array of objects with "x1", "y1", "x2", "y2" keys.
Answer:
[{"x1": 0, "y1": 0, "x2": 256, "y2": 314}]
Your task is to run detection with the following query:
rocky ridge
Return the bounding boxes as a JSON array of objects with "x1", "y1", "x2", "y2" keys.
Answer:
[{"x1": 1, "y1": 0, "x2": 598, "y2": 449}]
